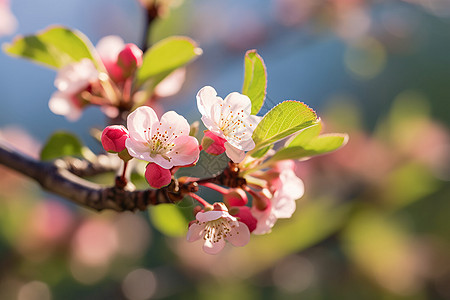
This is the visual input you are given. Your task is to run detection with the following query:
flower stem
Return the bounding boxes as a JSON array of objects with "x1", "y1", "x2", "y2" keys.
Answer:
[
  {"x1": 199, "y1": 182, "x2": 228, "y2": 195},
  {"x1": 189, "y1": 193, "x2": 210, "y2": 207}
]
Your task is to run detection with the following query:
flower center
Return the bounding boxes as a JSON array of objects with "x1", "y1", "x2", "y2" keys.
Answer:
[
  {"x1": 143, "y1": 126, "x2": 179, "y2": 161},
  {"x1": 219, "y1": 107, "x2": 245, "y2": 138},
  {"x1": 202, "y1": 218, "x2": 235, "y2": 244}
]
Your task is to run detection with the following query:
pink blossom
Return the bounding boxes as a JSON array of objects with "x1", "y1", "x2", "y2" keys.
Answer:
[
  {"x1": 252, "y1": 161, "x2": 304, "y2": 234},
  {"x1": 0, "y1": 0, "x2": 17, "y2": 36},
  {"x1": 49, "y1": 59, "x2": 99, "y2": 121},
  {"x1": 201, "y1": 130, "x2": 227, "y2": 155},
  {"x1": 232, "y1": 206, "x2": 257, "y2": 233},
  {"x1": 187, "y1": 203, "x2": 250, "y2": 254},
  {"x1": 145, "y1": 162, "x2": 172, "y2": 188},
  {"x1": 95, "y1": 35, "x2": 125, "y2": 82},
  {"x1": 125, "y1": 106, "x2": 200, "y2": 169},
  {"x1": 196, "y1": 86, "x2": 261, "y2": 163},
  {"x1": 101, "y1": 125, "x2": 129, "y2": 153}
]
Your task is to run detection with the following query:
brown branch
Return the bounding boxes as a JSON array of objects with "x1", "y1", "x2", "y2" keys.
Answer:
[{"x1": 0, "y1": 140, "x2": 192, "y2": 212}]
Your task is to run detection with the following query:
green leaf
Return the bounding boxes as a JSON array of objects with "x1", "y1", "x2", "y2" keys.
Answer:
[
  {"x1": 242, "y1": 50, "x2": 267, "y2": 115},
  {"x1": 250, "y1": 145, "x2": 272, "y2": 158},
  {"x1": 251, "y1": 100, "x2": 318, "y2": 153},
  {"x1": 175, "y1": 151, "x2": 229, "y2": 179},
  {"x1": 286, "y1": 121, "x2": 322, "y2": 147},
  {"x1": 136, "y1": 36, "x2": 202, "y2": 87},
  {"x1": 40, "y1": 131, "x2": 84, "y2": 161},
  {"x1": 149, "y1": 203, "x2": 190, "y2": 237},
  {"x1": 265, "y1": 133, "x2": 348, "y2": 163},
  {"x1": 4, "y1": 26, "x2": 96, "y2": 69}
]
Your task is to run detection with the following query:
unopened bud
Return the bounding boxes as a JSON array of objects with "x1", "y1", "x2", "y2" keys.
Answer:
[
  {"x1": 101, "y1": 125, "x2": 129, "y2": 153},
  {"x1": 117, "y1": 43, "x2": 143, "y2": 78},
  {"x1": 201, "y1": 130, "x2": 226, "y2": 155},
  {"x1": 145, "y1": 163, "x2": 172, "y2": 189}
]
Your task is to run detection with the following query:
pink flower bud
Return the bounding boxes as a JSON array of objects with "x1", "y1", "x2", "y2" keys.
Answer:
[
  {"x1": 101, "y1": 125, "x2": 129, "y2": 153},
  {"x1": 145, "y1": 163, "x2": 172, "y2": 189},
  {"x1": 201, "y1": 130, "x2": 227, "y2": 155},
  {"x1": 117, "y1": 43, "x2": 143, "y2": 78},
  {"x1": 231, "y1": 206, "x2": 257, "y2": 233},
  {"x1": 223, "y1": 188, "x2": 248, "y2": 207}
]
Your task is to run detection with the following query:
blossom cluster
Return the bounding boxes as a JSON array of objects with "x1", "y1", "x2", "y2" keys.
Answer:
[{"x1": 101, "y1": 85, "x2": 305, "y2": 254}]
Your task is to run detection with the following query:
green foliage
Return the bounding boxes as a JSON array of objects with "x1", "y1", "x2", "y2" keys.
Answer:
[
  {"x1": 148, "y1": 202, "x2": 191, "y2": 237},
  {"x1": 286, "y1": 121, "x2": 322, "y2": 147},
  {"x1": 251, "y1": 100, "x2": 318, "y2": 153},
  {"x1": 266, "y1": 134, "x2": 348, "y2": 163},
  {"x1": 4, "y1": 26, "x2": 96, "y2": 69},
  {"x1": 136, "y1": 36, "x2": 202, "y2": 88},
  {"x1": 40, "y1": 131, "x2": 84, "y2": 161},
  {"x1": 242, "y1": 50, "x2": 267, "y2": 115}
]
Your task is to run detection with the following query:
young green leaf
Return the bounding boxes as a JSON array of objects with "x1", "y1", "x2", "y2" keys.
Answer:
[
  {"x1": 40, "y1": 131, "x2": 84, "y2": 161},
  {"x1": 4, "y1": 26, "x2": 96, "y2": 69},
  {"x1": 136, "y1": 36, "x2": 202, "y2": 87},
  {"x1": 265, "y1": 133, "x2": 348, "y2": 163},
  {"x1": 242, "y1": 50, "x2": 267, "y2": 115},
  {"x1": 251, "y1": 100, "x2": 318, "y2": 152},
  {"x1": 286, "y1": 121, "x2": 322, "y2": 147}
]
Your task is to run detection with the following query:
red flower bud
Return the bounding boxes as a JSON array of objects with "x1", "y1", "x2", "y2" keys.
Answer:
[
  {"x1": 117, "y1": 43, "x2": 143, "y2": 78},
  {"x1": 201, "y1": 130, "x2": 227, "y2": 155},
  {"x1": 145, "y1": 163, "x2": 172, "y2": 189},
  {"x1": 101, "y1": 125, "x2": 129, "y2": 153}
]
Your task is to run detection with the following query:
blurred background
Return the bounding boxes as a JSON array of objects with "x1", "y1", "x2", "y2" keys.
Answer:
[{"x1": 0, "y1": 0, "x2": 449, "y2": 299}]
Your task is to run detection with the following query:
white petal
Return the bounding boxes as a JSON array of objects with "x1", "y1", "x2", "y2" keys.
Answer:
[
  {"x1": 55, "y1": 59, "x2": 98, "y2": 94},
  {"x1": 159, "y1": 111, "x2": 190, "y2": 137},
  {"x1": 196, "y1": 86, "x2": 223, "y2": 120},
  {"x1": 186, "y1": 223, "x2": 204, "y2": 242},
  {"x1": 223, "y1": 92, "x2": 252, "y2": 116},
  {"x1": 125, "y1": 138, "x2": 152, "y2": 161},
  {"x1": 96, "y1": 35, "x2": 124, "y2": 62},
  {"x1": 226, "y1": 222, "x2": 250, "y2": 247},
  {"x1": 203, "y1": 238, "x2": 225, "y2": 255},
  {"x1": 48, "y1": 91, "x2": 82, "y2": 121},
  {"x1": 196, "y1": 210, "x2": 231, "y2": 223},
  {"x1": 272, "y1": 193, "x2": 297, "y2": 219},
  {"x1": 127, "y1": 106, "x2": 159, "y2": 142},
  {"x1": 224, "y1": 142, "x2": 246, "y2": 163}
]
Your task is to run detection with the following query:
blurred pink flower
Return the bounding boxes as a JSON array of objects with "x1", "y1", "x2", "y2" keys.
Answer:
[
  {"x1": 252, "y1": 161, "x2": 304, "y2": 234},
  {"x1": 0, "y1": 0, "x2": 17, "y2": 36},
  {"x1": 187, "y1": 203, "x2": 250, "y2": 254},
  {"x1": 196, "y1": 86, "x2": 261, "y2": 163},
  {"x1": 125, "y1": 106, "x2": 200, "y2": 169},
  {"x1": 49, "y1": 59, "x2": 99, "y2": 121}
]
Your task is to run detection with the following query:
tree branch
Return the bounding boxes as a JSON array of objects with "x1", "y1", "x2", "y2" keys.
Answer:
[
  {"x1": 0, "y1": 140, "x2": 245, "y2": 213},
  {"x1": 0, "y1": 140, "x2": 190, "y2": 212}
]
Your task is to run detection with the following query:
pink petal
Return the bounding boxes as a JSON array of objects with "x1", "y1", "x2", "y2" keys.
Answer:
[
  {"x1": 232, "y1": 207, "x2": 257, "y2": 233},
  {"x1": 203, "y1": 238, "x2": 225, "y2": 255},
  {"x1": 127, "y1": 106, "x2": 159, "y2": 143},
  {"x1": 169, "y1": 135, "x2": 200, "y2": 167},
  {"x1": 202, "y1": 131, "x2": 226, "y2": 155},
  {"x1": 125, "y1": 138, "x2": 153, "y2": 161},
  {"x1": 48, "y1": 91, "x2": 82, "y2": 121},
  {"x1": 154, "y1": 68, "x2": 186, "y2": 98},
  {"x1": 226, "y1": 222, "x2": 251, "y2": 247},
  {"x1": 196, "y1": 210, "x2": 231, "y2": 223},
  {"x1": 272, "y1": 193, "x2": 297, "y2": 219},
  {"x1": 224, "y1": 142, "x2": 246, "y2": 163},
  {"x1": 186, "y1": 222, "x2": 204, "y2": 242}
]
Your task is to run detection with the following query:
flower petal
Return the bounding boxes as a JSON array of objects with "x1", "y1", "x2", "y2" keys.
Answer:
[
  {"x1": 168, "y1": 135, "x2": 200, "y2": 166},
  {"x1": 196, "y1": 86, "x2": 223, "y2": 120},
  {"x1": 159, "y1": 110, "x2": 190, "y2": 138},
  {"x1": 223, "y1": 92, "x2": 252, "y2": 116},
  {"x1": 186, "y1": 222, "x2": 204, "y2": 242},
  {"x1": 196, "y1": 210, "x2": 233, "y2": 223},
  {"x1": 125, "y1": 138, "x2": 153, "y2": 161},
  {"x1": 48, "y1": 91, "x2": 82, "y2": 121},
  {"x1": 226, "y1": 222, "x2": 251, "y2": 247},
  {"x1": 127, "y1": 106, "x2": 158, "y2": 143},
  {"x1": 203, "y1": 237, "x2": 226, "y2": 255},
  {"x1": 224, "y1": 142, "x2": 246, "y2": 163}
]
